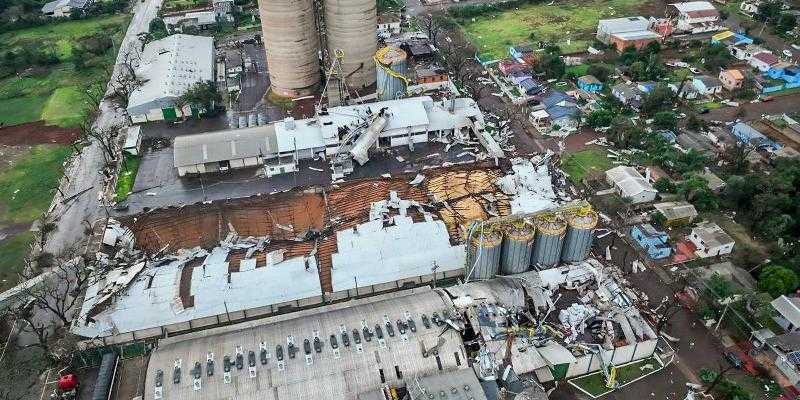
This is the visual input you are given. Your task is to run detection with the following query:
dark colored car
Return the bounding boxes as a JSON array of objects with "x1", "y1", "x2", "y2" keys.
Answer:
[
  {"x1": 724, "y1": 351, "x2": 743, "y2": 369},
  {"x1": 699, "y1": 108, "x2": 711, "y2": 114}
]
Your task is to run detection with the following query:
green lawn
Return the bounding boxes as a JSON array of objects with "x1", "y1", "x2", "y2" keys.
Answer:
[
  {"x1": 115, "y1": 154, "x2": 142, "y2": 201},
  {"x1": 0, "y1": 232, "x2": 34, "y2": 291},
  {"x1": 571, "y1": 356, "x2": 661, "y2": 397},
  {"x1": 567, "y1": 64, "x2": 590, "y2": 77},
  {"x1": 561, "y1": 149, "x2": 613, "y2": 183},
  {"x1": 162, "y1": 0, "x2": 205, "y2": 11},
  {"x1": 0, "y1": 14, "x2": 129, "y2": 127},
  {"x1": 0, "y1": 145, "x2": 72, "y2": 224},
  {"x1": 41, "y1": 86, "x2": 89, "y2": 127},
  {"x1": 0, "y1": 95, "x2": 50, "y2": 127},
  {"x1": 458, "y1": 0, "x2": 641, "y2": 59}
]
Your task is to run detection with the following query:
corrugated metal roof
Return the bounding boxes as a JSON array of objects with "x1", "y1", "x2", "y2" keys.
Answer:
[
  {"x1": 173, "y1": 125, "x2": 277, "y2": 167},
  {"x1": 772, "y1": 296, "x2": 800, "y2": 329}
]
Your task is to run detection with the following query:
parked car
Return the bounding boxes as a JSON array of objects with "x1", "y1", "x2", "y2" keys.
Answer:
[
  {"x1": 699, "y1": 108, "x2": 711, "y2": 114},
  {"x1": 724, "y1": 351, "x2": 743, "y2": 369}
]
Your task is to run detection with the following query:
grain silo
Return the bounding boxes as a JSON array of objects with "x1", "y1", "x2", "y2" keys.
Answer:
[
  {"x1": 532, "y1": 217, "x2": 567, "y2": 269},
  {"x1": 561, "y1": 210, "x2": 598, "y2": 263},
  {"x1": 258, "y1": 0, "x2": 320, "y2": 97},
  {"x1": 324, "y1": 0, "x2": 377, "y2": 90},
  {"x1": 375, "y1": 46, "x2": 408, "y2": 101},
  {"x1": 466, "y1": 225, "x2": 502, "y2": 281},
  {"x1": 499, "y1": 219, "x2": 535, "y2": 275}
]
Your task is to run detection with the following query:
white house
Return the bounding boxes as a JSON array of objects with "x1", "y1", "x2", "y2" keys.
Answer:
[
  {"x1": 740, "y1": 0, "x2": 761, "y2": 16},
  {"x1": 377, "y1": 14, "x2": 402, "y2": 38},
  {"x1": 611, "y1": 83, "x2": 643, "y2": 107},
  {"x1": 688, "y1": 221, "x2": 735, "y2": 257},
  {"x1": 127, "y1": 34, "x2": 215, "y2": 123},
  {"x1": 668, "y1": 1, "x2": 723, "y2": 33},
  {"x1": 212, "y1": 0, "x2": 234, "y2": 21},
  {"x1": 41, "y1": 0, "x2": 91, "y2": 17},
  {"x1": 749, "y1": 51, "x2": 779, "y2": 72},
  {"x1": 772, "y1": 295, "x2": 800, "y2": 332},
  {"x1": 596, "y1": 16, "x2": 652, "y2": 44},
  {"x1": 692, "y1": 75, "x2": 723, "y2": 96},
  {"x1": 605, "y1": 166, "x2": 658, "y2": 204}
]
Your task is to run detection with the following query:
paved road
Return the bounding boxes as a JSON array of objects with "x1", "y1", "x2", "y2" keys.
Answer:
[
  {"x1": 13, "y1": 0, "x2": 165, "y2": 348},
  {"x1": 698, "y1": 92, "x2": 800, "y2": 122}
]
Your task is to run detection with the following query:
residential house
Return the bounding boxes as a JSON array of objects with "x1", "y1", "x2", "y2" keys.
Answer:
[
  {"x1": 127, "y1": 35, "x2": 216, "y2": 123},
  {"x1": 711, "y1": 30, "x2": 753, "y2": 47},
  {"x1": 668, "y1": 81, "x2": 700, "y2": 99},
  {"x1": 611, "y1": 83, "x2": 643, "y2": 108},
  {"x1": 653, "y1": 201, "x2": 698, "y2": 226},
  {"x1": 377, "y1": 14, "x2": 402, "y2": 38},
  {"x1": 768, "y1": 64, "x2": 800, "y2": 84},
  {"x1": 688, "y1": 221, "x2": 735, "y2": 258},
  {"x1": 772, "y1": 295, "x2": 800, "y2": 332},
  {"x1": 416, "y1": 68, "x2": 449, "y2": 84},
  {"x1": 518, "y1": 78, "x2": 544, "y2": 96},
  {"x1": 692, "y1": 75, "x2": 723, "y2": 95},
  {"x1": 576, "y1": 75, "x2": 603, "y2": 93},
  {"x1": 212, "y1": 0, "x2": 234, "y2": 22},
  {"x1": 509, "y1": 45, "x2": 534, "y2": 61},
  {"x1": 596, "y1": 16, "x2": 652, "y2": 44},
  {"x1": 605, "y1": 165, "x2": 658, "y2": 204},
  {"x1": 750, "y1": 51, "x2": 779, "y2": 72},
  {"x1": 730, "y1": 43, "x2": 768, "y2": 61},
  {"x1": 163, "y1": 10, "x2": 217, "y2": 33},
  {"x1": 739, "y1": 0, "x2": 761, "y2": 16},
  {"x1": 508, "y1": 70, "x2": 533, "y2": 86},
  {"x1": 732, "y1": 122, "x2": 782, "y2": 150},
  {"x1": 529, "y1": 91, "x2": 579, "y2": 132},
  {"x1": 498, "y1": 60, "x2": 529, "y2": 76},
  {"x1": 677, "y1": 131, "x2": 716, "y2": 155},
  {"x1": 719, "y1": 69, "x2": 745, "y2": 90},
  {"x1": 630, "y1": 224, "x2": 672, "y2": 259},
  {"x1": 763, "y1": 331, "x2": 800, "y2": 388},
  {"x1": 699, "y1": 169, "x2": 726, "y2": 193},
  {"x1": 41, "y1": 0, "x2": 92, "y2": 17},
  {"x1": 668, "y1": 1, "x2": 723, "y2": 34},
  {"x1": 609, "y1": 30, "x2": 662, "y2": 52}
]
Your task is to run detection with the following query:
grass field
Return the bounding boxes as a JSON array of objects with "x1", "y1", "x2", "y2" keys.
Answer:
[
  {"x1": 458, "y1": 0, "x2": 642, "y2": 59},
  {"x1": 0, "y1": 145, "x2": 72, "y2": 224},
  {"x1": 115, "y1": 154, "x2": 141, "y2": 201},
  {"x1": 0, "y1": 232, "x2": 34, "y2": 291},
  {"x1": 571, "y1": 357, "x2": 661, "y2": 397},
  {"x1": 561, "y1": 149, "x2": 613, "y2": 183},
  {"x1": 0, "y1": 14, "x2": 129, "y2": 127}
]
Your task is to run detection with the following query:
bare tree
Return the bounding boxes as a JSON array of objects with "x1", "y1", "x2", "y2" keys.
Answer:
[
  {"x1": 15, "y1": 249, "x2": 90, "y2": 328},
  {"x1": 419, "y1": 11, "x2": 453, "y2": 46},
  {"x1": 725, "y1": 142, "x2": 756, "y2": 175},
  {"x1": 106, "y1": 47, "x2": 147, "y2": 113},
  {"x1": 79, "y1": 122, "x2": 122, "y2": 165}
]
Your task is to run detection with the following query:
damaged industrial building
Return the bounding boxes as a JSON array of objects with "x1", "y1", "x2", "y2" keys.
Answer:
[{"x1": 72, "y1": 155, "x2": 665, "y2": 399}]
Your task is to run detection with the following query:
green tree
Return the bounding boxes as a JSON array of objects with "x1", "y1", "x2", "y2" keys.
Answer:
[
  {"x1": 776, "y1": 13, "x2": 797, "y2": 33},
  {"x1": 586, "y1": 64, "x2": 612, "y2": 82},
  {"x1": 759, "y1": 265, "x2": 800, "y2": 298},
  {"x1": 536, "y1": 52, "x2": 565, "y2": 79},
  {"x1": 653, "y1": 177, "x2": 675, "y2": 193},
  {"x1": 702, "y1": 43, "x2": 732, "y2": 71},
  {"x1": 178, "y1": 81, "x2": 221, "y2": 117},
  {"x1": 640, "y1": 84, "x2": 674, "y2": 115},
  {"x1": 755, "y1": 1, "x2": 783, "y2": 23},
  {"x1": 652, "y1": 111, "x2": 677, "y2": 130},
  {"x1": 678, "y1": 174, "x2": 709, "y2": 201},
  {"x1": 585, "y1": 109, "x2": 614, "y2": 128}
]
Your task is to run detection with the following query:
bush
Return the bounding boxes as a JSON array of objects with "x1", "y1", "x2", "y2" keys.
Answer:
[
  {"x1": 759, "y1": 265, "x2": 800, "y2": 298},
  {"x1": 654, "y1": 177, "x2": 675, "y2": 193}
]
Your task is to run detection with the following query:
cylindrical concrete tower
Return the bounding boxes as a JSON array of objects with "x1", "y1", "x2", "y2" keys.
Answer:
[
  {"x1": 325, "y1": 0, "x2": 377, "y2": 90},
  {"x1": 258, "y1": 0, "x2": 321, "y2": 97}
]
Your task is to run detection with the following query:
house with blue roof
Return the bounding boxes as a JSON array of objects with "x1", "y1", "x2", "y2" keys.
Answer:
[
  {"x1": 732, "y1": 122, "x2": 782, "y2": 150},
  {"x1": 630, "y1": 224, "x2": 672, "y2": 259},
  {"x1": 577, "y1": 75, "x2": 603, "y2": 93},
  {"x1": 529, "y1": 90, "x2": 580, "y2": 133},
  {"x1": 518, "y1": 78, "x2": 544, "y2": 96},
  {"x1": 509, "y1": 45, "x2": 534, "y2": 60},
  {"x1": 768, "y1": 64, "x2": 800, "y2": 84}
]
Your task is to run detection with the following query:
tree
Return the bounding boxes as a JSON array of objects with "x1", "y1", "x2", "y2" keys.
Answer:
[
  {"x1": 702, "y1": 43, "x2": 732, "y2": 71},
  {"x1": 586, "y1": 64, "x2": 612, "y2": 82},
  {"x1": 724, "y1": 175, "x2": 757, "y2": 210},
  {"x1": 535, "y1": 52, "x2": 565, "y2": 79},
  {"x1": 640, "y1": 84, "x2": 674, "y2": 115},
  {"x1": 653, "y1": 177, "x2": 676, "y2": 193},
  {"x1": 759, "y1": 265, "x2": 800, "y2": 298},
  {"x1": 652, "y1": 111, "x2": 677, "y2": 130},
  {"x1": 585, "y1": 109, "x2": 614, "y2": 128},
  {"x1": 178, "y1": 81, "x2": 221, "y2": 117},
  {"x1": 755, "y1": 1, "x2": 783, "y2": 23},
  {"x1": 725, "y1": 142, "x2": 756, "y2": 174},
  {"x1": 419, "y1": 12, "x2": 453, "y2": 46},
  {"x1": 608, "y1": 116, "x2": 644, "y2": 148},
  {"x1": 776, "y1": 13, "x2": 797, "y2": 33},
  {"x1": 678, "y1": 174, "x2": 709, "y2": 201},
  {"x1": 686, "y1": 113, "x2": 706, "y2": 131}
]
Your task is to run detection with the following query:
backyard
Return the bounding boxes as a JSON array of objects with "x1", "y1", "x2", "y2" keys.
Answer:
[
  {"x1": 456, "y1": 0, "x2": 654, "y2": 59},
  {"x1": 561, "y1": 148, "x2": 613, "y2": 184},
  {"x1": 570, "y1": 356, "x2": 663, "y2": 397},
  {"x1": 0, "y1": 145, "x2": 72, "y2": 291},
  {"x1": 0, "y1": 14, "x2": 129, "y2": 128}
]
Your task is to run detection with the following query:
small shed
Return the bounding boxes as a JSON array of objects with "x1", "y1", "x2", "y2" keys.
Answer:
[
  {"x1": 653, "y1": 201, "x2": 698, "y2": 226},
  {"x1": 688, "y1": 221, "x2": 735, "y2": 258},
  {"x1": 123, "y1": 126, "x2": 142, "y2": 156},
  {"x1": 630, "y1": 223, "x2": 672, "y2": 259}
]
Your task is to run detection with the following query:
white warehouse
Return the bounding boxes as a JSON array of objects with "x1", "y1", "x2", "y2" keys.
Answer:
[
  {"x1": 173, "y1": 96, "x2": 504, "y2": 176},
  {"x1": 127, "y1": 34, "x2": 215, "y2": 123}
]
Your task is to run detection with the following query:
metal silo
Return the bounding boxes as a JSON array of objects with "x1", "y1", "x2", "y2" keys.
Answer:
[
  {"x1": 466, "y1": 225, "x2": 502, "y2": 281},
  {"x1": 375, "y1": 46, "x2": 408, "y2": 101},
  {"x1": 324, "y1": 0, "x2": 377, "y2": 90},
  {"x1": 561, "y1": 210, "x2": 598, "y2": 263},
  {"x1": 532, "y1": 217, "x2": 567, "y2": 269},
  {"x1": 500, "y1": 219, "x2": 535, "y2": 275},
  {"x1": 258, "y1": 0, "x2": 320, "y2": 97}
]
